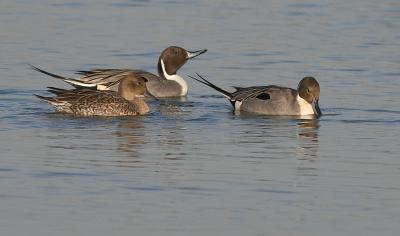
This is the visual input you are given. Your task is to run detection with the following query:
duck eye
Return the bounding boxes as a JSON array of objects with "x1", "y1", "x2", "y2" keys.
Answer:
[{"x1": 307, "y1": 89, "x2": 310, "y2": 93}]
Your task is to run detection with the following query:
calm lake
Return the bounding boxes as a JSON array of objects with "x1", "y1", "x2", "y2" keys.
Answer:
[{"x1": 1, "y1": 0, "x2": 399, "y2": 235}]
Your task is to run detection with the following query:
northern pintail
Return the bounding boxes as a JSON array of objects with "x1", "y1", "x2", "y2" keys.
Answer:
[
  {"x1": 31, "y1": 46, "x2": 207, "y2": 98},
  {"x1": 35, "y1": 76, "x2": 149, "y2": 116},
  {"x1": 190, "y1": 74, "x2": 322, "y2": 117}
]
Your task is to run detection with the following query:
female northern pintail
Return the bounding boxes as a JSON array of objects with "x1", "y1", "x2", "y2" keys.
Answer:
[
  {"x1": 35, "y1": 76, "x2": 149, "y2": 116},
  {"x1": 190, "y1": 74, "x2": 322, "y2": 117},
  {"x1": 31, "y1": 46, "x2": 207, "y2": 98}
]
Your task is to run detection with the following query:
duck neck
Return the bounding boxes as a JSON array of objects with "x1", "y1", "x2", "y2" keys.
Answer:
[
  {"x1": 131, "y1": 97, "x2": 150, "y2": 115},
  {"x1": 158, "y1": 59, "x2": 188, "y2": 96}
]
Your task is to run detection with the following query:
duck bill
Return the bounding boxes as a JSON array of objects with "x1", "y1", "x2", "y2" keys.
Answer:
[
  {"x1": 186, "y1": 49, "x2": 207, "y2": 59},
  {"x1": 312, "y1": 99, "x2": 322, "y2": 118}
]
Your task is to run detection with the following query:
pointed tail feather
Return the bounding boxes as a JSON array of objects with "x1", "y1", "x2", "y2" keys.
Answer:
[
  {"x1": 46, "y1": 86, "x2": 69, "y2": 92},
  {"x1": 76, "y1": 70, "x2": 94, "y2": 75},
  {"x1": 31, "y1": 65, "x2": 98, "y2": 89},
  {"x1": 62, "y1": 79, "x2": 98, "y2": 89},
  {"x1": 34, "y1": 94, "x2": 57, "y2": 103},
  {"x1": 46, "y1": 87, "x2": 70, "y2": 95},
  {"x1": 30, "y1": 65, "x2": 67, "y2": 80},
  {"x1": 188, "y1": 73, "x2": 232, "y2": 99},
  {"x1": 34, "y1": 94, "x2": 49, "y2": 100}
]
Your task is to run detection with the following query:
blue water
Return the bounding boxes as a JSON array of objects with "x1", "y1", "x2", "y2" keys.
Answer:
[{"x1": 1, "y1": 0, "x2": 400, "y2": 235}]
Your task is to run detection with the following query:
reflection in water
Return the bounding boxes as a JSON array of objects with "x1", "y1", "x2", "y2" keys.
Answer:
[
  {"x1": 158, "y1": 103, "x2": 183, "y2": 116},
  {"x1": 156, "y1": 102, "x2": 187, "y2": 160},
  {"x1": 114, "y1": 101, "x2": 189, "y2": 161},
  {"x1": 156, "y1": 97, "x2": 188, "y2": 103},
  {"x1": 1, "y1": 0, "x2": 399, "y2": 234},
  {"x1": 298, "y1": 119, "x2": 319, "y2": 140},
  {"x1": 159, "y1": 126, "x2": 186, "y2": 160},
  {"x1": 228, "y1": 116, "x2": 320, "y2": 161},
  {"x1": 296, "y1": 119, "x2": 320, "y2": 160},
  {"x1": 114, "y1": 119, "x2": 146, "y2": 157}
]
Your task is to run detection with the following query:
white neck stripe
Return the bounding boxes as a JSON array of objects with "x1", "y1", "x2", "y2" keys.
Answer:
[
  {"x1": 161, "y1": 59, "x2": 173, "y2": 79},
  {"x1": 160, "y1": 59, "x2": 188, "y2": 96}
]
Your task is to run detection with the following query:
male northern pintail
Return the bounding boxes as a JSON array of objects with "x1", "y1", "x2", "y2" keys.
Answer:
[
  {"x1": 35, "y1": 76, "x2": 149, "y2": 116},
  {"x1": 189, "y1": 74, "x2": 322, "y2": 117},
  {"x1": 32, "y1": 46, "x2": 207, "y2": 98}
]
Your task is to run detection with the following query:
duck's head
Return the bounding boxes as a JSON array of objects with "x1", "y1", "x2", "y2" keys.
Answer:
[
  {"x1": 119, "y1": 76, "x2": 148, "y2": 101},
  {"x1": 297, "y1": 76, "x2": 321, "y2": 117},
  {"x1": 157, "y1": 46, "x2": 207, "y2": 78}
]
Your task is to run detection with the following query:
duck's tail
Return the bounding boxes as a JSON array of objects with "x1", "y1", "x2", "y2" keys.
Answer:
[
  {"x1": 34, "y1": 94, "x2": 67, "y2": 106},
  {"x1": 30, "y1": 65, "x2": 97, "y2": 89},
  {"x1": 188, "y1": 73, "x2": 233, "y2": 99}
]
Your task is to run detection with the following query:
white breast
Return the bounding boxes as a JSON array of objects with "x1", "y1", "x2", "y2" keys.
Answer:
[
  {"x1": 296, "y1": 95, "x2": 314, "y2": 115},
  {"x1": 234, "y1": 100, "x2": 242, "y2": 111},
  {"x1": 160, "y1": 59, "x2": 188, "y2": 96}
]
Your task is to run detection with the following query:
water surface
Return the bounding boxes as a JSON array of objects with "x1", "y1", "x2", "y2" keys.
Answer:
[{"x1": 1, "y1": 0, "x2": 400, "y2": 235}]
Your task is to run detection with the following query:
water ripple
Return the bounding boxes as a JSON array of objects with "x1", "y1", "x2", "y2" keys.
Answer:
[{"x1": 32, "y1": 171, "x2": 106, "y2": 178}]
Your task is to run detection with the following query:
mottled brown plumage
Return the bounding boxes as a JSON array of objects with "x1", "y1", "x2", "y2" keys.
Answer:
[{"x1": 35, "y1": 77, "x2": 149, "y2": 116}]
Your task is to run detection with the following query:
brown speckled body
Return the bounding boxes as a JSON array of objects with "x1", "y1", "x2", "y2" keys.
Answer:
[
  {"x1": 36, "y1": 76, "x2": 150, "y2": 117},
  {"x1": 44, "y1": 89, "x2": 149, "y2": 116}
]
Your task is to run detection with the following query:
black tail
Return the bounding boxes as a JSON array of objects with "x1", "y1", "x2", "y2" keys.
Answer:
[
  {"x1": 46, "y1": 86, "x2": 70, "y2": 95},
  {"x1": 34, "y1": 94, "x2": 55, "y2": 103},
  {"x1": 30, "y1": 65, "x2": 67, "y2": 80},
  {"x1": 188, "y1": 73, "x2": 232, "y2": 99}
]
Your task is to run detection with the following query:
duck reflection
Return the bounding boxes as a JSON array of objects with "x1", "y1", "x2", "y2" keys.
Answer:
[
  {"x1": 296, "y1": 118, "x2": 319, "y2": 160},
  {"x1": 158, "y1": 103, "x2": 183, "y2": 116},
  {"x1": 114, "y1": 118, "x2": 146, "y2": 156},
  {"x1": 229, "y1": 115, "x2": 320, "y2": 161},
  {"x1": 157, "y1": 102, "x2": 188, "y2": 160},
  {"x1": 297, "y1": 118, "x2": 319, "y2": 140}
]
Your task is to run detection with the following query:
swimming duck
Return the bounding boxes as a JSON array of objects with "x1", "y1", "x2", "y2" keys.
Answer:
[
  {"x1": 35, "y1": 76, "x2": 149, "y2": 116},
  {"x1": 189, "y1": 74, "x2": 322, "y2": 117},
  {"x1": 31, "y1": 46, "x2": 207, "y2": 98}
]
